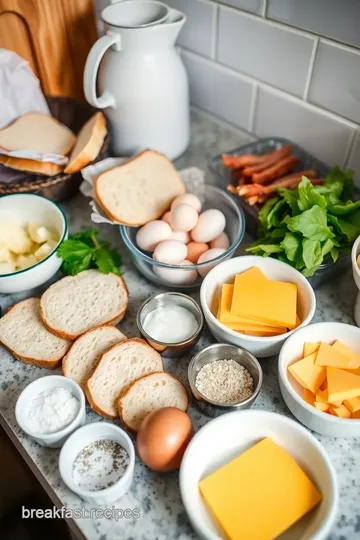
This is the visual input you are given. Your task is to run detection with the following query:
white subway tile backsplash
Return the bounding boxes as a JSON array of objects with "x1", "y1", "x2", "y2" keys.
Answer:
[
  {"x1": 165, "y1": 0, "x2": 216, "y2": 58},
  {"x1": 267, "y1": 0, "x2": 360, "y2": 50},
  {"x1": 182, "y1": 52, "x2": 254, "y2": 131},
  {"x1": 217, "y1": 7, "x2": 315, "y2": 97},
  {"x1": 254, "y1": 87, "x2": 355, "y2": 166},
  {"x1": 346, "y1": 132, "x2": 360, "y2": 183},
  {"x1": 217, "y1": 0, "x2": 264, "y2": 15},
  {"x1": 309, "y1": 41, "x2": 360, "y2": 124}
]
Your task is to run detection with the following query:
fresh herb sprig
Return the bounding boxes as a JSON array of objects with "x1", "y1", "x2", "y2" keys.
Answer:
[{"x1": 57, "y1": 229, "x2": 123, "y2": 276}]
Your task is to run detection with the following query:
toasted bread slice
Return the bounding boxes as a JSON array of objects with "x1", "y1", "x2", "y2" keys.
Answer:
[
  {"x1": 0, "y1": 154, "x2": 64, "y2": 176},
  {"x1": 119, "y1": 372, "x2": 189, "y2": 432},
  {"x1": 94, "y1": 149, "x2": 186, "y2": 226},
  {"x1": 40, "y1": 269, "x2": 128, "y2": 340},
  {"x1": 62, "y1": 325, "x2": 126, "y2": 388},
  {"x1": 85, "y1": 338, "x2": 163, "y2": 418},
  {"x1": 64, "y1": 112, "x2": 107, "y2": 174},
  {"x1": 0, "y1": 297, "x2": 70, "y2": 369}
]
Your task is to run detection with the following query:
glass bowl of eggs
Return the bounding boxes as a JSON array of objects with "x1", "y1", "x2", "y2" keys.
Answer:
[{"x1": 119, "y1": 185, "x2": 245, "y2": 289}]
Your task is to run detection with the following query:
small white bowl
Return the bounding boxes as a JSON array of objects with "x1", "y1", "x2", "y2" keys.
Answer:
[
  {"x1": 200, "y1": 255, "x2": 316, "y2": 357},
  {"x1": 0, "y1": 193, "x2": 68, "y2": 294},
  {"x1": 15, "y1": 375, "x2": 86, "y2": 448},
  {"x1": 279, "y1": 322, "x2": 360, "y2": 437},
  {"x1": 59, "y1": 422, "x2": 135, "y2": 505},
  {"x1": 351, "y1": 235, "x2": 360, "y2": 325},
  {"x1": 180, "y1": 410, "x2": 337, "y2": 540}
]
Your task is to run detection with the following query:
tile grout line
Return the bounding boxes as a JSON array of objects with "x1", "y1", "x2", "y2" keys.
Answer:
[
  {"x1": 303, "y1": 37, "x2": 319, "y2": 101},
  {"x1": 261, "y1": 0, "x2": 268, "y2": 18},
  {"x1": 211, "y1": 3, "x2": 219, "y2": 61},
  {"x1": 248, "y1": 84, "x2": 258, "y2": 133},
  {"x1": 342, "y1": 129, "x2": 358, "y2": 169}
]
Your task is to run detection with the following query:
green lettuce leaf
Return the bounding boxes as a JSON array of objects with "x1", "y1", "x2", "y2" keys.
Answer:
[
  {"x1": 302, "y1": 238, "x2": 323, "y2": 269},
  {"x1": 280, "y1": 233, "x2": 301, "y2": 262},
  {"x1": 297, "y1": 177, "x2": 327, "y2": 211},
  {"x1": 285, "y1": 205, "x2": 334, "y2": 241}
]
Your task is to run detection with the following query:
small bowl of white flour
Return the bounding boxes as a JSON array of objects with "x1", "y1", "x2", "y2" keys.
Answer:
[{"x1": 15, "y1": 375, "x2": 86, "y2": 447}]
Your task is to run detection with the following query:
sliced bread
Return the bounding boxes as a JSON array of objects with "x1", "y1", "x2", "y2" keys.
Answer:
[
  {"x1": 40, "y1": 269, "x2": 128, "y2": 340},
  {"x1": 85, "y1": 338, "x2": 163, "y2": 418},
  {"x1": 94, "y1": 149, "x2": 186, "y2": 226},
  {"x1": 119, "y1": 372, "x2": 189, "y2": 432},
  {"x1": 0, "y1": 113, "x2": 76, "y2": 155},
  {"x1": 62, "y1": 325, "x2": 126, "y2": 387},
  {"x1": 0, "y1": 297, "x2": 70, "y2": 369},
  {"x1": 0, "y1": 154, "x2": 64, "y2": 176},
  {"x1": 64, "y1": 112, "x2": 107, "y2": 174}
]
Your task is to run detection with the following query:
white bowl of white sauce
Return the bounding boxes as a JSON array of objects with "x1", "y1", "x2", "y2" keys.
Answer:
[{"x1": 15, "y1": 375, "x2": 86, "y2": 448}]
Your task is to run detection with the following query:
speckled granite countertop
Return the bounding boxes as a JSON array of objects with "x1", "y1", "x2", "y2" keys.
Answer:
[{"x1": 1, "y1": 111, "x2": 360, "y2": 540}]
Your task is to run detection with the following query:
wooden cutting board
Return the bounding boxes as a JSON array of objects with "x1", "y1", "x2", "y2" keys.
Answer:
[{"x1": 0, "y1": 0, "x2": 98, "y2": 99}]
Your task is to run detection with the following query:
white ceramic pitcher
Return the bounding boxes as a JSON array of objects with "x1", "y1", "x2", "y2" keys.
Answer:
[{"x1": 84, "y1": 0, "x2": 189, "y2": 160}]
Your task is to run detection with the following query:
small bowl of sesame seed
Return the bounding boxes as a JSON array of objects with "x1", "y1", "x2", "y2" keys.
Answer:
[{"x1": 188, "y1": 343, "x2": 263, "y2": 417}]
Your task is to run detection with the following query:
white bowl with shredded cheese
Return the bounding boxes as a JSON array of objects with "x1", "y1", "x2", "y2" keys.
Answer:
[
  {"x1": 59, "y1": 422, "x2": 135, "y2": 505},
  {"x1": 15, "y1": 375, "x2": 85, "y2": 447}
]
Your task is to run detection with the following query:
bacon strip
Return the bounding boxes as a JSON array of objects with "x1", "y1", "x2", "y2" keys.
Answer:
[
  {"x1": 252, "y1": 156, "x2": 300, "y2": 184},
  {"x1": 239, "y1": 177, "x2": 324, "y2": 197},
  {"x1": 242, "y1": 145, "x2": 292, "y2": 177},
  {"x1": 222, "y1": 153, "x2": 270, "y2": 169}
]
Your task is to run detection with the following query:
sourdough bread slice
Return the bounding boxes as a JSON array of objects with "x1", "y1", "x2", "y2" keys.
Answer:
[
  {"x1": 94, "y1": 149, "x2": 186, "y2": 226},
  {"x1": 0, "y1": 297, "x2": 70, "y2": 369},
  {"x1": 0, "y1": 154, "x2": 64, "y2": 176},
  {"x1": 0, "y1": 113, "x2": 76, "y2": 155},
  {"x1": 119, "y1": 372, "x2": 189, "y2": 432},
  {"x1": 64, "y1": 112, "x2": 107, "y2": 174},
  {"x1": 85, "y1": 338, "x2": 163, "y2": 418},
  {"x1": 40, "y1": 269, "x2": 128, "y2": 340},
  {"x1": 62, "y1": 325, "x2": 126, "y2": 388}
]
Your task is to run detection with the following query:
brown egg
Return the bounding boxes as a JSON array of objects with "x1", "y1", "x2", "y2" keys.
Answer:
[
  {"x1": 186, "y1": 241, "x2": 209, "y2": 264},
  {"x1": 136, "y1": 407, "x2": 193, "y2": 472}
]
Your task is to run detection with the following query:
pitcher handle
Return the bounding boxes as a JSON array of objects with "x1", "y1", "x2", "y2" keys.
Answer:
[{"x1": 83, "y1": 31, "x2": 121, "y2": 109}]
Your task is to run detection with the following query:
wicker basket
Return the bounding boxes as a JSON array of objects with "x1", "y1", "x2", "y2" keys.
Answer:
[{"x1": 0, "y1": 97, "x2": 110, "y2": 202}]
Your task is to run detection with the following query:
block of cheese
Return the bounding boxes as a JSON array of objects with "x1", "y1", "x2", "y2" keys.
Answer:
[
  {"x1": 329, "y1": 404, "x2": 351, "y2": 418},
  {"x1": 332, "y1": 340, "x2": 360, "y2": 369},
  {"x1": 315, "y1": 401, "x2": 329, "y2": 412},
  {"x1": 288, "y1": 353, "x2": 326, "y2": 394},
  {"x1": 199, "y1": 437, "x2": 322, "y2": 540},
  {"x1": 315, "y1": 342, "x2": 352, "y2": 369},
  {"x1": 241, "y1": 329, "x2": 286, "y2": 337},
  {"x1": 315, "y1": 388, "x2": 342, "y2": 407},
  {"x1": 327, "y1": 367, "x2": 360, "y2": 403},
  {"x1": 231, "y1": 268, "x2": 297, "y2": 329},
  {"x1": 303, "y1": 388, "x2": 315, "y2": 406},
  {"x1": 343, "y1": 396, "x2": 360, "y2": 413},
  {"x1": 303, "y1": 342, "x2": 320, "y2": 358}
]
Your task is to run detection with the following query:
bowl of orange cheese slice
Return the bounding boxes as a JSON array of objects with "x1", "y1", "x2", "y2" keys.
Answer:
[{"x1": 279, "y1": 321, "x2": 360, "y2": 437}]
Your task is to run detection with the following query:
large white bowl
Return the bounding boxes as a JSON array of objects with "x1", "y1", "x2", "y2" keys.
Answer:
[
  {"x1": 180, "y1": 410, "x2": 338, "y2": 540},
  {"x1": 200, "y1": 255, "x2": 316, "y2": 357},
  {"x1": 279, "y1": 322, "x2": 360, "y2": 437},
  {"x1": 351, "y1": 235, "x2": 360, "y2": 325},
  {"x1": 0, "y1": 194, "x2": 67, "y2": 294}
]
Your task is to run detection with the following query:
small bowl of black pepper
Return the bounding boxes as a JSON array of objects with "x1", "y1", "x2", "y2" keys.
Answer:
[{"x1": 188, "y1": 343, "x2": 263, "y2": 417}]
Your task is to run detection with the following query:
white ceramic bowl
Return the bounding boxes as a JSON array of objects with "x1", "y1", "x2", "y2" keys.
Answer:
[
  {"x1": 351, "y1": 235, "x2": 360, "y2": 326},
  {"x1": 15, "y1": 375, "x2": 86, "y2": 448},
  {"x1": 180, "y1": 410, "x2": 337, "y2": 540},
  {"x1": 0, "y1": 193, "x2": 68, "y2": 294},
  {"x1": 59, "y1": 422, "x2": 135, "y2": 505},
  {"x1": 279, "y1": 322, "x2": 360, "y2": 437},
  {"x1": 200, "y1": 255, "x2": 316, "y2": 357}
]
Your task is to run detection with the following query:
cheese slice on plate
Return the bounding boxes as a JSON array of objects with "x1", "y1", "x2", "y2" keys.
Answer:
[
  {"x1": 303, "y1": 388, "x2": 315, "y2": 406},
  {"x1": 327, "y1": 367, "x2": 360, "y2": 403},
  {"x1": 315, "y1": 388, "x2": 342, "y2": 407},
  {"x1": 329, "y1": 404, "x2": 351, "y2": 418},
  {"x1": 315, "y1": 401, "x2": 329, "y2": 412},
  {"x1": 332, "y1": 340, "x2": 360, "y2": 369},
  {"x1": 199, "y1": 437, "x2": 322, "y2": 540},
  {"x1": 303, "y1": 342, "x2": 320, "y2": 358},
  {"x1": 343, "y1": 396, "x2": 360, "y2": 413},
  {"x1": 288, "y1": 353, "x2": 326, "y2": 394},
  {"x1": 315, "y1": 342, "x2": 352, "y2": 369}
]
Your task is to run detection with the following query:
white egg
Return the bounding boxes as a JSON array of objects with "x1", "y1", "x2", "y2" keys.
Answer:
[
  {"x1": 136, "y1": 221, "x2": 172, "y2": 252},
  {"x1": 154, "y1": 260, "x2": 198, "y2": 285},
  {"x1": 191, "y1": 209, "x2": 226, "y2": 243},
  {"x1": 153, "y1": 240, "x2": 187, "y2": 264},
  {"x1": 171, "y1": 193, "x2": 202, "y2": 213},
  {"x1": 170, "y1": 204, "x2": 198, "y2": 232},
  {"x1": 162, "y1": 212, "x2": 172, "y2": 226},
  {"x1": 210, "y1": 232, "x2": 230, "y2": 250},
  {"x1": 197, "y1": 248, "x2": 226, "y2": 277},
  {"x1": 172, "y1": 230, "x2": 190, "y2": 244}
]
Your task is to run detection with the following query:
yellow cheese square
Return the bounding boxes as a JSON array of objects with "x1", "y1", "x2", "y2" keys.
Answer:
[
  {"x1": 303, "y1": 342, "x2": 320, "y2": 358},
  {"x1": 332, "y1": 340, "x2": 360, "y2": 369},
  {"x1": 231, "y1": 269, "x2": 297, "y2": 329},
  {"x1": 327, "y1": 367, "x2": 360, "y2": 403},
  {"x1": 343, "y1": 396, "x2": 360, "y2": 413},
  {"x1": 329, "y1": 404, "x2": 351, "y2": 418},
  {"x1": 303, "y1": 388, "x2": 315, "y2": 406},
  {"x1": 288, "y1": 353, "x2": 326, "y2": 394},
  {"x1": 315, "y1": 342, "x2": 352, "y2": 369},
  {"x1": 199, "y1": 437, "x2": 322, "y2": 540},
  {"x1": 315, "y1": 388, "x2": 342, "y2": 407},
  {"x1": 314, "y1": 401, "x2": 329, "y2": 412}
]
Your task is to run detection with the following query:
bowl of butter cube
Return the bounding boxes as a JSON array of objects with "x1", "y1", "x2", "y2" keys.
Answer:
[{"x1": 0, "y1": 193, "x2": 67, "y2": 293}]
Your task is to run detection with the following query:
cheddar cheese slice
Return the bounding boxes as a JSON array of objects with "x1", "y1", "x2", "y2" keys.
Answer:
[
  {"x1": 241, "y1": 329, "x2": 286, "y2": 337},
  {"x1": 343, "y1": 396, "x2": 360, "y2": 413},
  {"x1": 314, "y1": 402, "x2": 329, "y2": 412},
  {"x1": 315, "y1": 342, "x2": 352, "y2": 369},
  {"x1": 288, "y1": 353, "x2": 326, "y2": 394},
  {"x1": 231, "y1": 270, "x2": 297, "y2": 329},
  {"x1": 332, "y1": 340, "x2": 360, "y2": 369},
  {"x1": 329, "y1": 404, "x2": 351, "y2": 418},
  {"x1": 315, "y1": 388, "x2": 342, "y2": 407},
  {"x1": 303, "y1": 388, "x2": 315, "y2": 406},
  {"x1": 327, "y1": 367, "x2": 360, "y2": 403},
  {"x1": 346, "y1": 366, "x2": 360, "y2": 376},
  {"x1": 303, "y1": 342, "x2": 320, "y2": 358},
  {"x1": 199, "y1": 437, "x2": 322, "y2": 540}
]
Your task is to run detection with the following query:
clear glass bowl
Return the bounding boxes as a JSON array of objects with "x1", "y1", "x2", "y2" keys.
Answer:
[{"x1": 119, "y1": 185, "x2": 245, "y2": 290}]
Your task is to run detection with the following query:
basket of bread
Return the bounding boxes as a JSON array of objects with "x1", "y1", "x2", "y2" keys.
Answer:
[{"x1": 0, "y1": 97, "x2": 110, "y2": 202}]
